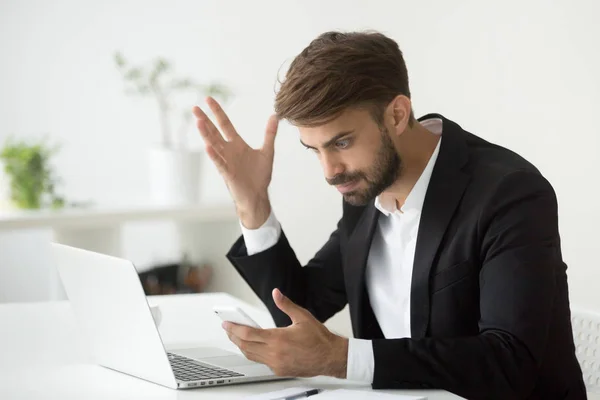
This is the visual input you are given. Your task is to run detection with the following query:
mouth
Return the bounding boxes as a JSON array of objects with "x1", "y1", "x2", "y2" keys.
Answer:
[{"x1": 336, "y1": 180, "x2": 359, "y2": 194}]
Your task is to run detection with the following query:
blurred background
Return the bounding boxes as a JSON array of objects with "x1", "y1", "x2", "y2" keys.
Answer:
[{"x1": 0, "y1": 0, "x2": 599, "y2": 337}]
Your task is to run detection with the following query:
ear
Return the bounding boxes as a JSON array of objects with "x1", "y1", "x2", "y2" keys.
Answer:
[{"x1": 385, "y1": 95, "x2": 412, "y2": 137}]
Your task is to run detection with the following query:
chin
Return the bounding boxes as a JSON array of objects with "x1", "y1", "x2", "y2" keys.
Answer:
[{"x1": 343, "y1": 192, "x2": 373, "y2": 206}]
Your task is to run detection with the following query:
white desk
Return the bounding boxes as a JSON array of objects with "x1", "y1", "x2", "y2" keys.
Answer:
[{"x1": 0, "y1": 293, "x2": 464, "y2": 400}]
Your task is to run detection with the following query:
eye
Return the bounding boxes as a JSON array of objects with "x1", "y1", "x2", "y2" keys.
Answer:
[{"x1": 335, "y1": 139, "x2": 351, "y2": 149}]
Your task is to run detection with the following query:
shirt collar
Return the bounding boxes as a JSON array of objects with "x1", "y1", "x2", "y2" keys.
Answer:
[{"x1": 374, "y1": 117, "x2": 443, "y2": 217}]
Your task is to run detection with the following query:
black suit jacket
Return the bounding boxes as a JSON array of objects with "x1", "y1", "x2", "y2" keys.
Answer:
[{"x1": 226, "y1": 114, "x2": 586, "y2": 399}]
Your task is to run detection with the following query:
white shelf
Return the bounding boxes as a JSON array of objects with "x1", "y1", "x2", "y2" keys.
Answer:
[
  {"x1": 0, "y1": 204, "x2": 238, "y2": 231},
  {"x1": 0, "y1": 203, "x2": 242, "y2": 301}
]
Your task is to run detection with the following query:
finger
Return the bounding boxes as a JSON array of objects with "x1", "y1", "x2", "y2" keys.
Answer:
[
  {"x1": 224, "y1": 322, "x2": 272, "y2": 343},
  {"x1": 206, "y1": 97, "x2": 239, "y2": 141},
  {"x1": 205, "y1": 145, "x2": 228, "y2": 175},
  {"x1": 226, "y1": 332, "x2": 268, "y2": 362},
  {"x1": 193, "y1": 106, "x2": 226, "y2": 144},
  {"x1": 200, "y1": 111, "x2": 225, "y2": 142},
  {"x1": 272, "y1": 288, "x2": 311, "y2": 324},
  {"x1": 261, "y1": 114, "x2": 279, "y2": 155},
  {"x1": 191, "y1": 105, "x2": 204, "y2": 119},
  {"x1": 195, "y1": 116, "x2": 225, "y2": 149}
]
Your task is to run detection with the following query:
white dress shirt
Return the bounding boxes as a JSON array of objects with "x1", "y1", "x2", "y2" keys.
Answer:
[{"x1": 240, "y1": 118, "x2": 443, "y2": 382}]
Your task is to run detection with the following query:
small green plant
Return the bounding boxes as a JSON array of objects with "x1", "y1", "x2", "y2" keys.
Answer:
[
  {"x1": 0, "y1": 137, "x2": 65, "y2": 209},
  {"x1": 114, "y1": 51, "x2": 231, "y2": 148}
]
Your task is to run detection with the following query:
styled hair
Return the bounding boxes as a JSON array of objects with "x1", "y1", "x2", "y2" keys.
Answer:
[{"x1": 275, "y1": 31, "x2": 414, "y2": 127}]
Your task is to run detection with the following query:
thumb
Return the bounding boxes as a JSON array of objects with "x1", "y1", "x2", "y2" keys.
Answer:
[
  {"x1": 273, "y1": 288, "x2": 310, "y2": 324},
  {"x1": 261, "y1": 114, "x2": 279, "y2": 155}
]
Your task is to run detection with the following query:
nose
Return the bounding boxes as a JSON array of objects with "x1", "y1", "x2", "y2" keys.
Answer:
[{"x1": 320, "y1": 152, "x2": 344, "y2": 181}]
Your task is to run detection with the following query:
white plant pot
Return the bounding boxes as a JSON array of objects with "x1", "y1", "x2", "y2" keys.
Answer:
[{"x1": 147, "y1": 148, "x2": 202, "y2": 206}]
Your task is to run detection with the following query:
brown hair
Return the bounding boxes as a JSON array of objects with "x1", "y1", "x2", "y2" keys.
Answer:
[{"x1": 274, "y1": 31, "x2": 414, "y2": 128}]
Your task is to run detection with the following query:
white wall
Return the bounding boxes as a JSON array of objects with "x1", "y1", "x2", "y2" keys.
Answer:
[{"x1": 1, "y1": 0, "x2": 599, "y2": 328}]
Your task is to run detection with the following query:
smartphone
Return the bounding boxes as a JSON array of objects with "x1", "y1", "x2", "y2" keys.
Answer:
[{"x1": 213, "y1": 306, "x2": 262, "y2": 329}]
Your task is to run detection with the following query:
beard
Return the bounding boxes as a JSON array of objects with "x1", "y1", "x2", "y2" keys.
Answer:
[{"x1": 327, "y1": 128, "x2": 401, "y2": 206}]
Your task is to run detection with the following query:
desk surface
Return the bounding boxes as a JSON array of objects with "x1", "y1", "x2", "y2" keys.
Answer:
[{"x1": 0, "y1": 293, "x2": 496, "y2": 399}]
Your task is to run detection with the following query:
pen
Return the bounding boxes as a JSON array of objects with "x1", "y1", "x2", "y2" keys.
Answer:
[{"x1": 271, "y1": 388, "x2": 322, "y2": 400}]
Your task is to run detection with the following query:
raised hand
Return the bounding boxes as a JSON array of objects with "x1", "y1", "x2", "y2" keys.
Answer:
[{"x1": 192, "y1": 98, "x2": 279, "y2": 228}]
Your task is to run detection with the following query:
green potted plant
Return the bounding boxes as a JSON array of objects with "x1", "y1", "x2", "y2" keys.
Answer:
[
  {"x1": 114, "y1": 52, "x2": 231, "y2": 206},
  {"x1": 0, "y1": 137, "x2": 65, "y2": 210}
]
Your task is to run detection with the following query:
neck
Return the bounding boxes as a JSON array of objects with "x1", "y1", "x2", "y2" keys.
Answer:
[{"x1": 381, "y1": 121, "x2": 440, "y2": 209}]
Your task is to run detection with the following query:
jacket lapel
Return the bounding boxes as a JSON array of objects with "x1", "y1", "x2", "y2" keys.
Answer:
[
  {"x1": 410, "y1": 114, "x2": 470, "y2": 339},
  {"x1": 344, "y1": 202, "x2": 380, "y2": 339}
]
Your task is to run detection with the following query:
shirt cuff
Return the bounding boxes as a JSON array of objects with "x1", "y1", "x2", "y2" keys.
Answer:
[
  {"x1": 346, "y1": 338, "x2": 375, "y2": 383},
  {"x1": 240, "y1": 209, "x2": 282, "y2": 256}
]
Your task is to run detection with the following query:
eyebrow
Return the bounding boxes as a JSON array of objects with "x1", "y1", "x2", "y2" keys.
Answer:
[{"x1": 299, "y1": 130, "x2": 355, "y2": 150}]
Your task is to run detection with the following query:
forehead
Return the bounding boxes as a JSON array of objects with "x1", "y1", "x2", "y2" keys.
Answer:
[{"x1": 297, "y1": 107, "x2": 377, "y2": 144}]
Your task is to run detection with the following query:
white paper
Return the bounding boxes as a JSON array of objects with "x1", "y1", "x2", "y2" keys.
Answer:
[
  {"x1": 242, "y1": 386, "x2": 319, "y2": 399},
  {"x1": 313, "y1": 389, "x2": 427, "y2": 399},
  {"x1": 243, "y1": 387, "x2": 427, "y2": 400}
]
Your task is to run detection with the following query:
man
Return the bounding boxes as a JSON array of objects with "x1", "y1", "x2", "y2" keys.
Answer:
[{"x1": 191, "y1": 31, "x2": 585, "y2": 399}]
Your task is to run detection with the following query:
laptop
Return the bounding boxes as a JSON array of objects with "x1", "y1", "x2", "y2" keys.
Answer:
[{"x1": 51, "y1": 242, "x2": 283, "y2": 389}]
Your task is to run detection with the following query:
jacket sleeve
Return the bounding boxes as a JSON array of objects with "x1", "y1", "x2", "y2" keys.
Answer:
[
  {"x1": 226, "y1": 219, "x2": 347, "y2": 327},
  {"x1": 371, "y1": 170, "x2": 562, "y2": 400}
]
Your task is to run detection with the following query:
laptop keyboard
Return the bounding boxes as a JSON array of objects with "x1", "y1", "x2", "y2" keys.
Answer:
[{"x1": 167, "y1": 352, "x2": 245, "y2": 382}]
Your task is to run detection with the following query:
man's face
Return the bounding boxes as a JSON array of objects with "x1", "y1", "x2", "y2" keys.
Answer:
[{"x1": 298, "y1": 107, "x2": 401, "y2": 206}]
